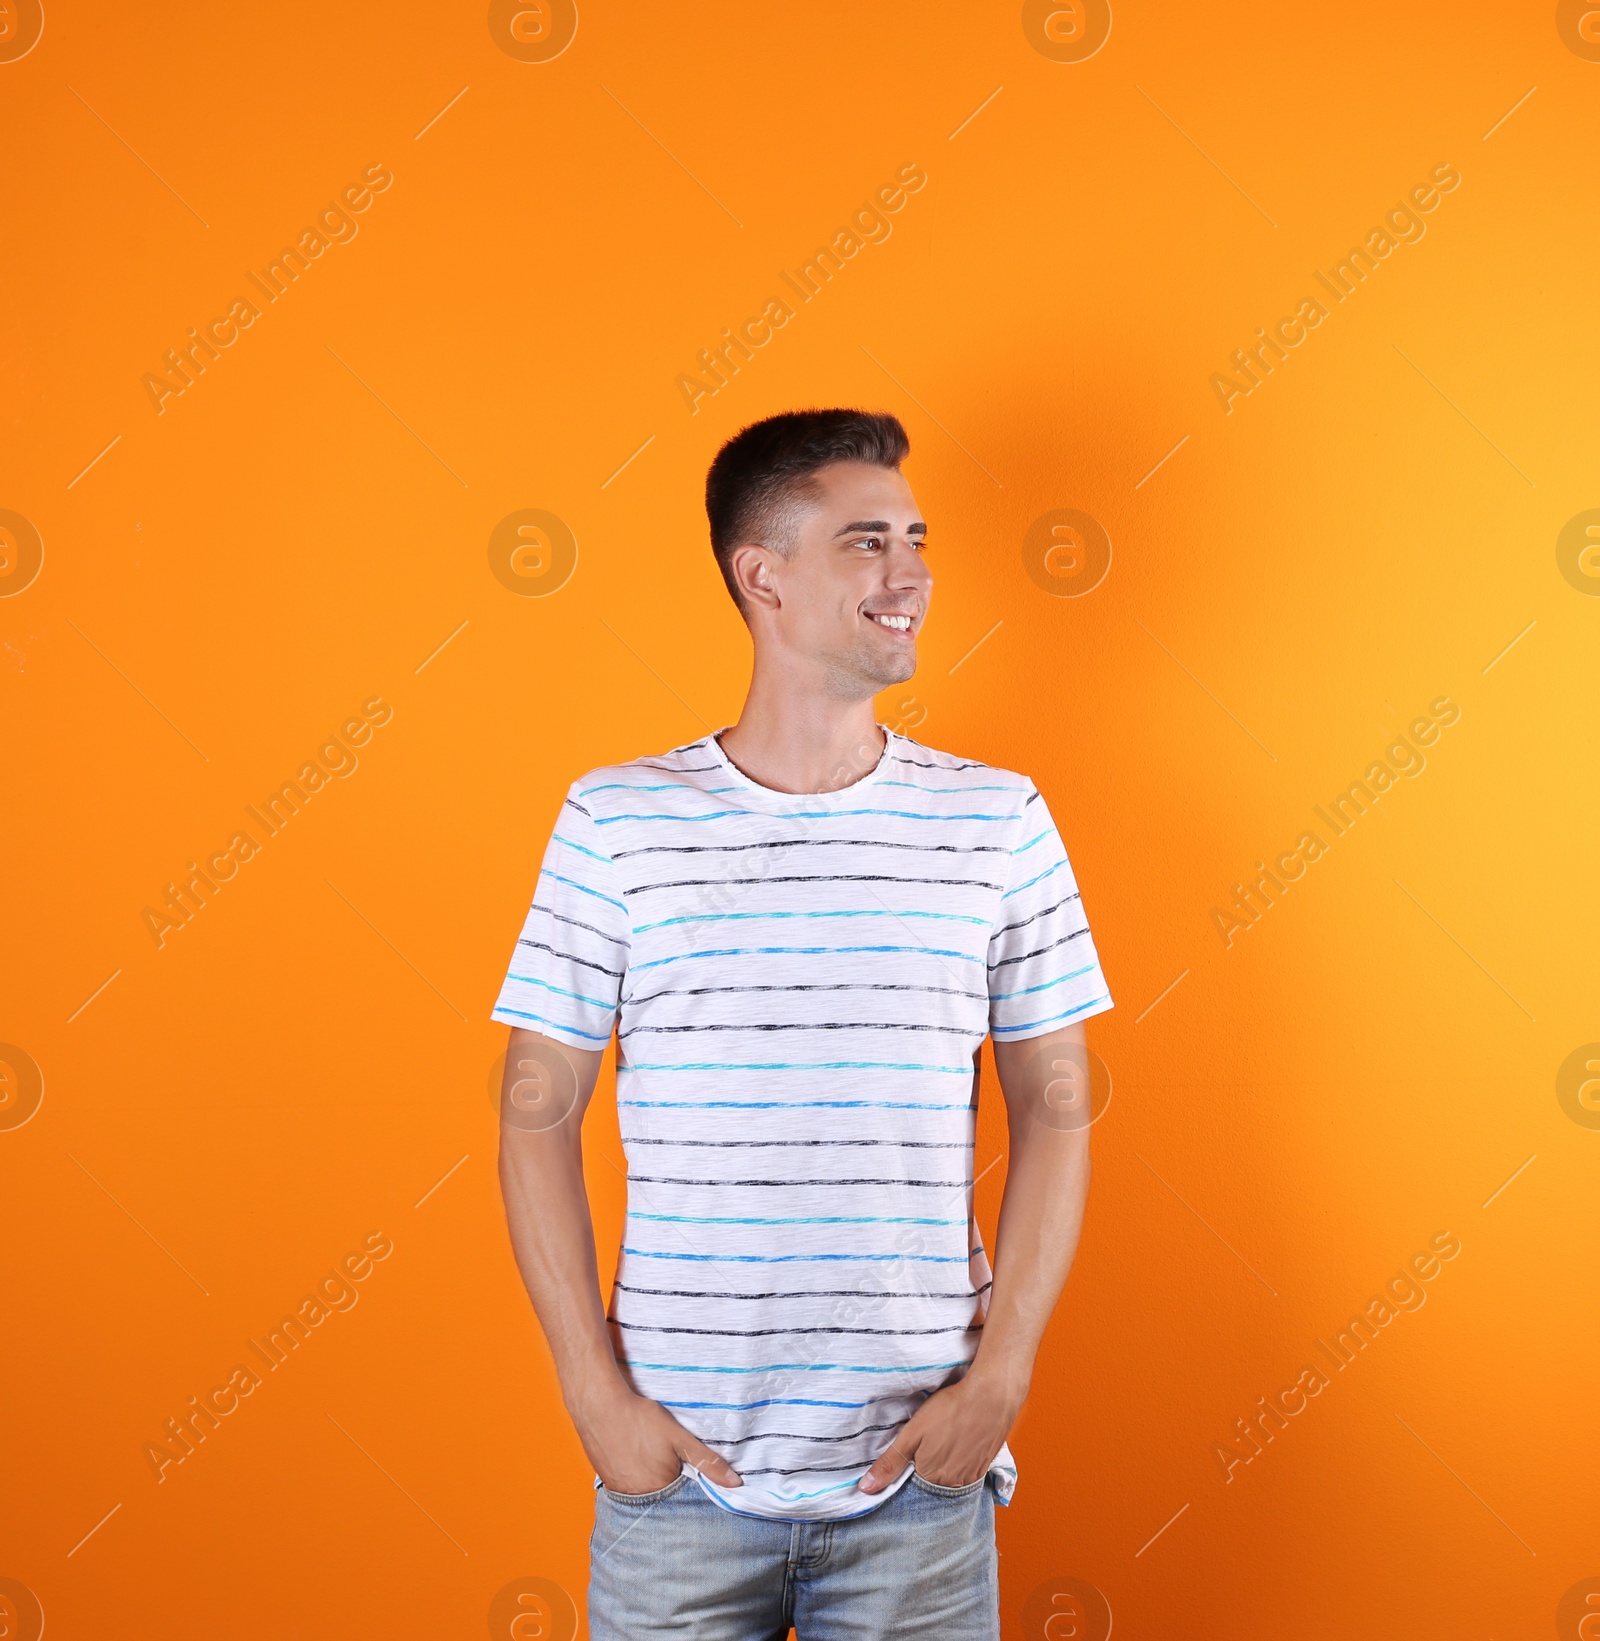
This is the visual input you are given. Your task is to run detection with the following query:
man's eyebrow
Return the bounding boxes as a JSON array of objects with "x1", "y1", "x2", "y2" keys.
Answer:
[{"x1": 833, "y1": 519, "x2": 928, "y2": 536}]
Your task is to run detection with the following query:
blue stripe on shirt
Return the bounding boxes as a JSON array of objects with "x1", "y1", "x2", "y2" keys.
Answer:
[
  {"x1": 876, "y1": 781, "x2": 1021, "y2": 794},
  {"x1": 494, "y1": 1004, "x2": 612, "y2": 1040},
  {"x1": 990, "y1": 994, "x2": 1112, "y2": 1034},
  {"x1": 538, "y1": 867, "x2": 627, "y2": 911},
  {"x1": 550, "y1": 830, "x2": 612, "y2": 865},
  {"x1": 1000, "y1": 859, "x2": 1069, "y2": 900},
  {"x1": 504, "y1": 972, "x2": 616, "y2": 1010},
  {"x1": 988, "y1": 963, "x2": 1098, "y2": 1002}
]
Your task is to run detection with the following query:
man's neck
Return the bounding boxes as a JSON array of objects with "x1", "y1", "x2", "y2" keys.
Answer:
[{"x1": 718, "y1": 664, "x2": 886, "y2": 795}]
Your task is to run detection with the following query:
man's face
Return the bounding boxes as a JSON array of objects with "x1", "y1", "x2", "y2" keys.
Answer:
[{"x1": 759, "y1": 461, "x2": 932, "y2": 696}]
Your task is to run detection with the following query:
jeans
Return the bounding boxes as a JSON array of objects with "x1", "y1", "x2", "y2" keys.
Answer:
[{"x1": 588, "y1": 1471, "x2": 999, "y2": 1640}]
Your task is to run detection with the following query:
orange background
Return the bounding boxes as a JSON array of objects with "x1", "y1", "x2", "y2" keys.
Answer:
[{"x1": 3, "y1": 2, "x2": 1597, "y2": 1636}]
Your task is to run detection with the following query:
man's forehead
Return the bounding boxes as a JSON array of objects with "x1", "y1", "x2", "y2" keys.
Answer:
[{"x1": 809, "y1": 461, "x2": 923, "y2": 527}]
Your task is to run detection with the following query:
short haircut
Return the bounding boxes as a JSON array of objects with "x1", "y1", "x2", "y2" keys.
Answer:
[{"x1": 705, "y1": 409, "x2": 910, "y2": 607}]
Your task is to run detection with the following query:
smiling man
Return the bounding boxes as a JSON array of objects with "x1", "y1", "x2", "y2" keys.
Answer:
[{"x1": 495, "y1": 409, "x2": 1113, "y2": 1639}]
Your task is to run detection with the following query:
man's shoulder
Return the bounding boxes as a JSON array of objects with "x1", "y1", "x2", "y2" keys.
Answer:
[
  {"x1": 884, "y1": 734, "x2": 1037, "y2": 800},
  {"x1": 566, "y1": 738, "x2": 723, "y2": 804}
]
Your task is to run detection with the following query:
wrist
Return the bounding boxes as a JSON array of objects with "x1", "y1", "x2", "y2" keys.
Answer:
[
  {"x1": 562, "y1": 1360, "x2": 633, "y2": 1427},
  {"x1": 965, "y1": 1351, "x2": 1033, "y2": 1414}
]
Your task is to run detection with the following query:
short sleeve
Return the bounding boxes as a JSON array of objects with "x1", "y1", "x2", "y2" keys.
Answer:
[
  {"x1": 491, "y1": 782, "x2": 630, "y2": 1048},
  {"x1": 988, "y1": 788, "x2": 1113, "y2": 1040}
]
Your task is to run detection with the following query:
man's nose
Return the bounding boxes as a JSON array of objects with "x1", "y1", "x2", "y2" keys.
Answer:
[{"x1": 889, "y1": 540, "x2": 932, "y2": 592}]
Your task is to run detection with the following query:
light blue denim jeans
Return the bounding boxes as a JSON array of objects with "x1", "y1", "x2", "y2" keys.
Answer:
[{"x1": 588, "y1": 1471, "x2": 999, "y2": 1640}]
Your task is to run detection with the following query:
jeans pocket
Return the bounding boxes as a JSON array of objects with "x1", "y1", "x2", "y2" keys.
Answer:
[
  {"x1": 908, "y1": 1470, "x2": 989, "y2": 1499},
  {"x1": 601, "y1": 1470, "x2": 692, "y2": 1506}
]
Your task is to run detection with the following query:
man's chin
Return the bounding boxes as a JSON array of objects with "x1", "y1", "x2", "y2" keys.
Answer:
[
  {"x1": 861, "y1": 647, "x2": 918, "y2": 691},
  {"x1": 822, "y1": 643, "x2": 918, "y2": 699}
]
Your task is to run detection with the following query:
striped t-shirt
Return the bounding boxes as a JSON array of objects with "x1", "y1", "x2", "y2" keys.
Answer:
[{"x1": 492, "y1": 729, "x2": 1112, "y2": 1521}]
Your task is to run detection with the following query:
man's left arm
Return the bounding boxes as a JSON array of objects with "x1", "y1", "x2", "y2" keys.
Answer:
[{"x1": 859, "y1": 1021, "x2": 1091, "y2": 1492}]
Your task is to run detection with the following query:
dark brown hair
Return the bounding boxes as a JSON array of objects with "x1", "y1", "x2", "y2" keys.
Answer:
[{"x1": 705, "y1": 409, "x2": 910, "y2": 606}]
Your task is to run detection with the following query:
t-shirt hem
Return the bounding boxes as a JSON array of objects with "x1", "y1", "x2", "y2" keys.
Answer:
[
  {"x1": 691, "y1": 1464, "x2": 914, "y2": 1523},
  {"x1": 991, "y1": 994, "x2": 1114, "y2": 1042},
  {"x1": 490, "y1": 1005, "x2": 613, "y2": 1050}
]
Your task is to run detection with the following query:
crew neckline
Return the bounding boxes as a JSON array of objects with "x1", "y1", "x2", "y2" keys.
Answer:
[{"x1": 706, "y1": 725, "x2": 897, "y2": 801}]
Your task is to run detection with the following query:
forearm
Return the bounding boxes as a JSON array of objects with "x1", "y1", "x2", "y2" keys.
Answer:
[
  {"x1": 496, "y1": 1029, "x2": 623, "y2": 1416},
  {"x1": 968, "y1": 1119, "x2": 1089, "y2": 1396},
  {"x1": 971, "y1": 1025, "x2": 1094, "y2": 1397},
  {"x1": 499, "y1": 1122, "x2": 627, "y2": 1413},
  {"x1": 496, "y1": 1033, "x2": 744, "y2": 1491}
]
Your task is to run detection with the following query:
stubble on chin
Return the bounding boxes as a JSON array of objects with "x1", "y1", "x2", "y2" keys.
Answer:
[{"x1": 823, "y1": 636, "x2": 917, "y2": 699}]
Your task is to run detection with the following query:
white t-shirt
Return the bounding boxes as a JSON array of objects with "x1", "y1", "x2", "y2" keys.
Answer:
[{"x1": 492, "y1": 729, "x2": 1113, "y2": 1521}]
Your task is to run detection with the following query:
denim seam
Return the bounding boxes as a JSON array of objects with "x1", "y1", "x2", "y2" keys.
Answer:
[
  {"x1": 908, "y1": 1471, "x2": 988, "y2": 1498},
  {"x1": 601, "y1": 1471, "x2": 692, "y2": 1507}
]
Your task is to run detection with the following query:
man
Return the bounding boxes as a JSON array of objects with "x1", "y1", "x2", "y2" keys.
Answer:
[{"x1": 494, "y1": 409, "x2": 1112, "y2": 1639}]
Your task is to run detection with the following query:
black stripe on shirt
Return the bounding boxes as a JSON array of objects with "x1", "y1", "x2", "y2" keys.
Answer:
[
  {"x1": 619, "y1": 1021, "x2": 977, "y2": 1037},
  {"x1": 626, "y1": 872, "x2": 1003, "y2": 896},
  {"x1": 525, "y1": 902, "x2": 631, "y2": 948},
  {"x1": 989, "y1": 893, "x2": 1082, "y2": 938},
  {"x1": 610, "y1": 1320, "x2": 980, "y2": 1337},
  {"x1": 625, "y1": 982, "x2": 987, "y2": 1007},
  {"x1": 704, "y1": 1420, "x2": 906, "y2": 1448},
  {"x1": 987, "y1": 926, "x2": 1091, "y2": 971},
  {"x1": 627, "y1": 750, "x2": 716, "y2": 772},
  {"x1": 514, "y1": 937, "x2": 625, "y2": 979},
  {"x1": 611, "y1": 838, "x2": 1009, "y2": 861},
  {"x1": 888, "y1": 750, "x2": 993, "y2": 773}
]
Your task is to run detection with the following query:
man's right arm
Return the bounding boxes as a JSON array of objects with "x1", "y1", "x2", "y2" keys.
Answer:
[{"x1": 496, "y1": 1026, "x2": 742, "y2": 1493}]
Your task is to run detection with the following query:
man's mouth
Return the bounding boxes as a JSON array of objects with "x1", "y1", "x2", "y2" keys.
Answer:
[{"x1": 865, "y1": 612, "x2": 914, "y2": 633}]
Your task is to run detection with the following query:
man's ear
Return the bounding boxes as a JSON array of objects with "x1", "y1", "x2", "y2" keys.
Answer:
[{"x1": 729, "y1": 543, "x2": 781, "y2": 612}]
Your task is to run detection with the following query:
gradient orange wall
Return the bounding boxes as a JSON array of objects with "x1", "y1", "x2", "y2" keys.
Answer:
[{"x1": 3, "y1": 2, "x2": 1597, "y2": 1636}]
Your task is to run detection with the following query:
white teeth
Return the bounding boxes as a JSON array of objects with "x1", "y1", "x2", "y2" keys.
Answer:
[{"x1": 870, "y1": 614, "x2": 912, "y2": 630}]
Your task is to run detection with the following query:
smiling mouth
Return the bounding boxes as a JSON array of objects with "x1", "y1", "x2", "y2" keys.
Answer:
[{"x1": 866, "y1": 612, "x2": 914, "y2": 633}]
